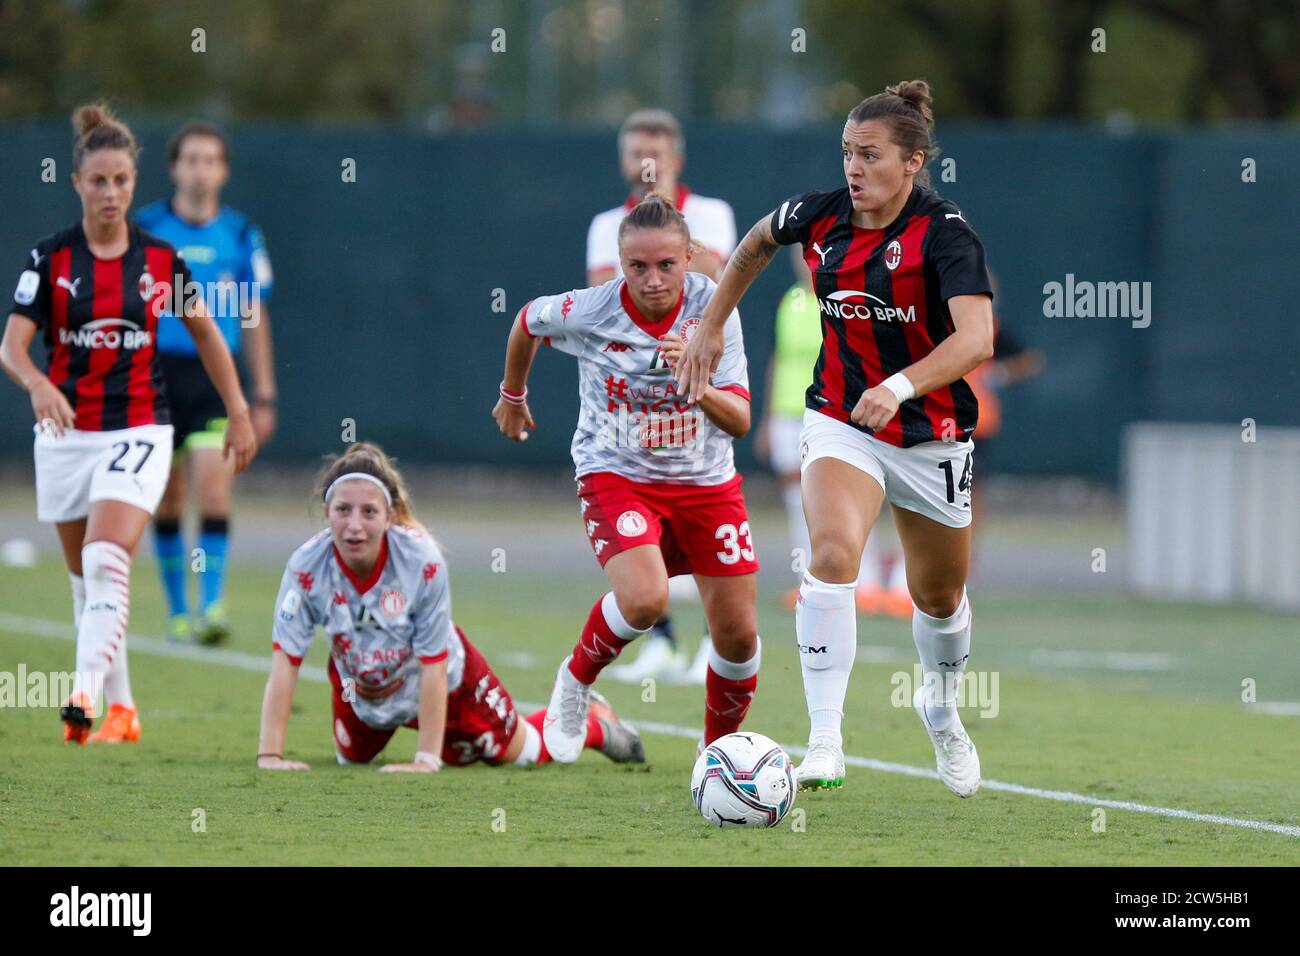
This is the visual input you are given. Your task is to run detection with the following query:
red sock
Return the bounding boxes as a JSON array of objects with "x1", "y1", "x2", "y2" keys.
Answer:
[
  {"x1": 526, "y1": 709, "x2": 603, "y2": 765},
  {"x1": 704, "y1": 666, "x2": 758, "y2": 745},
  {"x1": 567, "y1": 594, "x2": 636, "y2": 685}
]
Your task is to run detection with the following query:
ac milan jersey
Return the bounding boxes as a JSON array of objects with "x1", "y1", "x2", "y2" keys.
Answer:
[
  {"x1": 10, "y1": 223, "x2": 190, "y2": 431},
  {"x1": 523, "y1": 272, "x2": 750, "y2": 485},
  {"x1": 769, "y1": 184, "x2": 993, "y2": 447},
  {"x1": 271, "y1": 524, "x2": 464, "y2": 730}
]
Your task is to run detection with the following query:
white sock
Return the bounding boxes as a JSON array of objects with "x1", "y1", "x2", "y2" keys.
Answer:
[
  {"x1": 795, "y1": 573, "x2": 857, "y2": 748},
  {"x1": 73, "y1": 541, "x2": 133, "y2": 712},
  {"x1": 604, "y1": 590, "x2": 652, "y2": 641},
  {"x1": 781, "y1": 482, "x2": 810, "y2": 574},
  {"x1": 859, "y1": 532, "x2": 884, "y2": 589},
  {"x1": 912, "y1": 590, "x2": 972, "y2": 732},
  {"x1": 861, "y1": 512, "x2": 904, "y2": 589},
  {"x1": 69, "y1": 572, "x2": 86, "y2": 629},
  {"x1": 513, "y1": 720, "x2": 543, "y2": 766},
  {"x1": 887, "y1": 553, "x2": 908, "y2": 591},
  {"x1": 708, "y1": 637, "x2": 761, "y2": 679}
]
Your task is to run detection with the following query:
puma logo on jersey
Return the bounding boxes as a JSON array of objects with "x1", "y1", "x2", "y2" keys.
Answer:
[
  {"x1": 945, "y1": 212, "x2": 965, "y2": 221},
  {"x1": 777, "y1": 199, "x2": 803, "y2": 229},
  {"x1": 812, "y1": 242, "x2": 831, "y2": 266},
  {"x1": 602, "y1": 341, "x2": 633, "y2": 352},
  {"x1": 56, "y1": 276, "x2": 82, "y2": 297}
]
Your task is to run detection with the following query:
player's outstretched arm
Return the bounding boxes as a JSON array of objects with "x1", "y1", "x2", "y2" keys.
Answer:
[
  {"x1": 492, "y1": 307, "x2": 539, "y2": 441},
  {"x1": 257, "y1": 649, "x2": 310, "y2": 770},
  {"x1": 677, "y1": 214, "x2": 780, "y2": 403},
  {"x1": 181, "y1": 300, "x2": 258, "y2": 473},
  {"x1": 379, "y1": 659, "x2": 447, "y2": 773},
  {"x1": 1, "y1": 314, "x2": 76, "y2": 435}
]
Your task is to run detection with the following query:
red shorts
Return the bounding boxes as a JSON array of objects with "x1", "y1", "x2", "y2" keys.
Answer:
[
  {"x1": 329, "y1": 628, "x2": 520, "y2": 766},
  {"x1": 576, "y1": 471, "x2": 759, "y2": 577}
]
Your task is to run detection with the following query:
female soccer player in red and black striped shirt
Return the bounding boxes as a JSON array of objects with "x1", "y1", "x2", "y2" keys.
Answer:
[
  {"x1": 0, "y1": 104, "x2": 257, "y2": 744},
  {"x1": 678, "y1": 81, "x2": 994, "y2": 797}
]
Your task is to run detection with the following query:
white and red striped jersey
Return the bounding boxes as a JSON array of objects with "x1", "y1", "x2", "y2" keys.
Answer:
[
  {"x1": 523, "y1": 272, "x2": 749, "y2": 485},
  {"x1": 272, "y1": 524, "x2": 464, "y2": 729}
]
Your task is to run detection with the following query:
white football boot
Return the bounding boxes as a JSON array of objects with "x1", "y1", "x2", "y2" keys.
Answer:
[
  {"x1": 679, "y1": 635, "x2": 712, "y2": 686},
  {"x1": 913, "y1": 686, "x2": 980, "y2": 797},
  {"x1": 795, "y1": 738, "x2": 846, "y2": 791},
  {"x1": 606, "y1": 632, "x2": 687, "y2": 684},
  {"x1": 542, "y1": 656, "x2": 593, "y2": 764}
]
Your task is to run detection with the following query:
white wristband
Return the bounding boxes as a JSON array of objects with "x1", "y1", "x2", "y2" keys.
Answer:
[
  {"x1": 414, "y1": 750, "x2": 443, "y2": 770},
  {"x1": 880, "y1": 372, "x2": 916, "y2": 404}
]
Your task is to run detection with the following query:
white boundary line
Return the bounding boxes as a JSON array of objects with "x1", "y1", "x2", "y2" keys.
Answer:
[{"x1": 3, "y1": 611, "x2": 1297, "y2": 839}]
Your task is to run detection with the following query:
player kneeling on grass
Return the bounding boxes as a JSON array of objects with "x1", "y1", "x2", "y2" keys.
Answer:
[
  {"x1": 492, "y1": 194, "x2": 762, "y2": 764},
  {"x1": 255, "y1": 443, "x2": 643, "y2": 772}
]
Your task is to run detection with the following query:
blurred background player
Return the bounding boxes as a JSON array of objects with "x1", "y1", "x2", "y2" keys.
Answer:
[
  {"x1": 966, "y1": 275, "x2": 1045, "y2": 523},
  {"x1": 587, "y1": 108, "x2": 738, "y2": 686},
  {"x1": 0, "y1": 104, "x2": 256, "y2": 745},
  {"x1": 135, "y1": 122, "x2": 277, "y2": 646},
  {"x1": 256, "y1": 443, "x2": 642, "y2": 771},
  {"x1": 678, "y1": 81, "x2": 994, "y2": 797},
  {"x1": 494, "y1": 195, "x2": 760, "y2": 763},
  {"x1": 756, "y1": 247, "x2": 817, "y2": 607}
]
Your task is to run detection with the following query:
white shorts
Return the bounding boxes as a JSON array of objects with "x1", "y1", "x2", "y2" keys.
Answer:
[
  {"x1": 33, "y1": 423, "x2": 174, "y2": 523},
  {"x1": 768, "y1": 413, "x2": 805, "y2": 475},
  {"x1": 798, "y1": 409, "x2": 973, "y2": 528}
]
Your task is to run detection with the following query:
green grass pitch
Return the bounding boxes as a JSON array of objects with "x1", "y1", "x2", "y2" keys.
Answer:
[{"x1": 1, "y1": 554, "x2": 1297, "y2": 866}]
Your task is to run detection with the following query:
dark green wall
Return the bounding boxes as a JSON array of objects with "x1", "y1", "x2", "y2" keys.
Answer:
[{"x1": 2, "y1": 121, "x2": 1296, "y2": 483}]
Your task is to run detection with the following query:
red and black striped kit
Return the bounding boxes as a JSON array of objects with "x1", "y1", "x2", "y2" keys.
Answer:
[
  {"x1": 770, "y1": 184, "x2": 993, "y2": 447},
  {"x1": 11, "y1": 223, "x2": 190, "y2": 431}
]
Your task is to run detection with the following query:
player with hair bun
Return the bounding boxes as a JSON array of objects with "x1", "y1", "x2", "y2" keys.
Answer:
[
  {"x1": 257, "y1": 443, "x2": 644, "y2": 771},
  {"x1": 677, "y1": 80, "x2": 995, "y2": 796},
  {"x1": 493, "y1": 193, "x2": 762, "y2": 764},
  {"x1": 0, "y1": 103, "x2": 257, "y2": 746}
]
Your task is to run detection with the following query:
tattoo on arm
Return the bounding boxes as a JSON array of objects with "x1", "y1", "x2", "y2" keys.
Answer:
[{"x1": 729, "y1": 221, "x2": 780, "y2": 276}]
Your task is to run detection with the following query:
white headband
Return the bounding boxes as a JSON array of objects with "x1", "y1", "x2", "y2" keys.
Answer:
[{"x1": 324, "y1": 472, "x2": 392, "y2": 507}]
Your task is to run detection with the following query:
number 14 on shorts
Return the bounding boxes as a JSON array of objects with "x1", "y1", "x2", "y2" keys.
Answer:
[{"x1": 937, "y1": 453, "x2": 972, "y2": 505}]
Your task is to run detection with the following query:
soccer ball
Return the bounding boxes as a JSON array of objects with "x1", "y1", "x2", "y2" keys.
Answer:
[{"x1": 690, "y1": 732, "x2": 796, "y2": 828}]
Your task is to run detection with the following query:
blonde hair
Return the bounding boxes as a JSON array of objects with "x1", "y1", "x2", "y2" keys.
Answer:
[
  {"x1": 314, "y1": 442, "x2": 434, "y2": 542},
  {"x1": 618, "y1": 192, "x2": 692, "y2": 249}
]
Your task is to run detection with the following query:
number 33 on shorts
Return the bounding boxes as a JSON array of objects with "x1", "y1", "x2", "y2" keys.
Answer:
[{"x1": 714, "y1": 521, "x2": 755, "y2": 565}]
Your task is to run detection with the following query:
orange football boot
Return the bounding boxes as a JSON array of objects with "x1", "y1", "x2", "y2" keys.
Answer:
[
  {"x1": 879, "y1": 587, "x2": 914, "y2": 620},
  {"x1": 855, "y1": 583, "x2": 883, "y2": 614},
  {"x1": 60, "y1": 691, "x2": 96, "y2": 745},
  {"x1": 88, "y1": 702, "x2": 141, "y2": 743}
]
